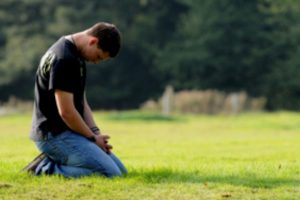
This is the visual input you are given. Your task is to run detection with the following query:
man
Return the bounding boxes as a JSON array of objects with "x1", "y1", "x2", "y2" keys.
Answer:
[{"x1": 25, "y1": 22, "x2": 127, "y2": 178}]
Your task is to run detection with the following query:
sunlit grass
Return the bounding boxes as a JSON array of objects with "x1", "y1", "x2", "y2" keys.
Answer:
[{"x1": 0, "y1": 111, "x2": 299, "y2": 199}]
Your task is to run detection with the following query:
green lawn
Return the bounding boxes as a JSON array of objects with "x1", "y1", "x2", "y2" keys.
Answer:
[{"x1": 0, "y1": 111, "x2": 299, "y2": 200}]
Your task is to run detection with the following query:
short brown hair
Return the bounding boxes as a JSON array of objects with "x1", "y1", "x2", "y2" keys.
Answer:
[{"x1": 86, "y1": 22, "x2": 121, "y2": 57}]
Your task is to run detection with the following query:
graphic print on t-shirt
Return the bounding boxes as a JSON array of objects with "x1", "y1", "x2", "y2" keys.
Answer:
[{"x1": 39, "y1": 51, "x2": 56, "y2": 77}]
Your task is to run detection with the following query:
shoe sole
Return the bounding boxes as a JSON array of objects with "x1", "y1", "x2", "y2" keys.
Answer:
[{"x1": 22, "y1": 153, "x2": 46, "y2": 173}]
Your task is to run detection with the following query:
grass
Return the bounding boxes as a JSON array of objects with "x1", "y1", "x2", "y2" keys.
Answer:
[{"x1": 0, "y1": 111, "x2": 299, "y2": 200}]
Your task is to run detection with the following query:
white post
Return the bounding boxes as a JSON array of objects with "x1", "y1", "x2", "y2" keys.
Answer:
[{"x1": 162, "y1": 85, "x2": 174, "y2": 116}]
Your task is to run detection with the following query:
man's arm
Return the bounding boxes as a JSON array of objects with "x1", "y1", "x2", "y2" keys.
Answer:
[
  {"x1": 54, "y1": 89, "x2": 111, "y2": 152},
  {"x1": 83, "y1": 93, "x2": 101, "y2": 135}
]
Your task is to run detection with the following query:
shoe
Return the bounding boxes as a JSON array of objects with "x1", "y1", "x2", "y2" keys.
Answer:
[{"x1": 22, "y1": 153, "x2": 47, "y2": 174}]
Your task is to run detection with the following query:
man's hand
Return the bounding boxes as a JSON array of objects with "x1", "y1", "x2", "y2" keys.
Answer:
[{"x1": 95, "y1": 134, "x2": 113, "y2": 154}]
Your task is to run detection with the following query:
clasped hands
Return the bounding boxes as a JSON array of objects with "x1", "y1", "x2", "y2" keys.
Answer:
[{"x1": 94, "y1": 134, "x2": 112, "y2": 154}]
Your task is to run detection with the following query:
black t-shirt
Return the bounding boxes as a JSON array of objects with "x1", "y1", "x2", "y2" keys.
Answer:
[{"x1": 30, "y1": 37, "x2": 86, "y2": 140}]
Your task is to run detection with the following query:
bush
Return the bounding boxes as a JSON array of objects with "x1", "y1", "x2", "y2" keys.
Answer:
[
  {"x1": 0, "y1": 96, "x2": 32, "y2": 115},
  {"x1": 141, "y1": 88, "x2": 266, "y2": 115}
]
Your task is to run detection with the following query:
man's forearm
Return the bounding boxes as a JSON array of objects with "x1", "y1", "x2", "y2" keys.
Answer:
[
  {"x1": 54, "y1": 89, "x2": 98, "y2": 140},
  {"x1": 83, "y1": 98, "x2": 101, "y2": 134},
  {"x1": 60, "y1": 108, "x2": 95, "y2": 138}
]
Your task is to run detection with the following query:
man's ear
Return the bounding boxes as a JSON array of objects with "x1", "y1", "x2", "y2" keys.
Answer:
[{"x1": 89, "y1": 37, "x2": 98, "y2": 46}]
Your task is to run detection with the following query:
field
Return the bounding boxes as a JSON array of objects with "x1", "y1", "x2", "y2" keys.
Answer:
[{"x1": 0, "y1": 111, "x2": 299, "y2": 200}]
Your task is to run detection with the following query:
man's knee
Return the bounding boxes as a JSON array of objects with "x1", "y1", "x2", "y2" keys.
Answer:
[{"x1": 94, "y1": 164, "x2": 122, "y2": 177}]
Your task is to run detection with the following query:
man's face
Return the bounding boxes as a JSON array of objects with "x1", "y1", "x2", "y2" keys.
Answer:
[{"x1": 84, "y1": 37, "x2": 110, "y2": 63}]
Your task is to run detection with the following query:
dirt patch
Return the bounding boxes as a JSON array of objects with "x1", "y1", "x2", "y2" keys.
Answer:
[{"x1": 0, "y1": 183, "x2": 13, "y2": 189}]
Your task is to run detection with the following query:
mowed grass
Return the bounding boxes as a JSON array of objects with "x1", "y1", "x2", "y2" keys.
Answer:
[{"x1": 0, "y1": 111, "x2": 299, "y2": 200}]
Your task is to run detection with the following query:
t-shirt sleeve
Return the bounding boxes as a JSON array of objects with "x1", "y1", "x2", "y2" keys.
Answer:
[{"x1": 49, "y1": 58, "x2": 79, "y2": 93}]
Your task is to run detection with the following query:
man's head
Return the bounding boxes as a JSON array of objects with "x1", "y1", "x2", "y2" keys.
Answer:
[
  {"x1": 80, "y1": 22, "x2": 121, "y2": 63},
  {"x1": 86, "y1": 22, "x2": 121, "y2": 58}
]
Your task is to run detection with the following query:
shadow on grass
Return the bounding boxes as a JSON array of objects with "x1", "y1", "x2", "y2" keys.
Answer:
[
  {"x1": 128, "y1": 168, "x2": 300, "y2": 188},
  {"x1": 106, "y1": 111, "x2": 183, "y2": 122}
]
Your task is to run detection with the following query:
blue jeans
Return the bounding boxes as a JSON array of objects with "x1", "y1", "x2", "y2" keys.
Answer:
[{"x1": 34, "y1": 131, "x2": 127, "y2": 178}]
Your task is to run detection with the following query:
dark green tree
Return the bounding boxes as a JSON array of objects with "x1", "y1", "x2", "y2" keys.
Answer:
[
  {"x1": 157, "y1": 0, "x2": 300, "y2": 110},
  {"x1": 263, "y1": 0, "x2": 300, "y2": 109}
]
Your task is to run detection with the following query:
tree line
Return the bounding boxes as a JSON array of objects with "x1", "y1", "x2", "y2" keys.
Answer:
[{"x1": 1, "y1": 0, "x2": 300, "y2": 110}]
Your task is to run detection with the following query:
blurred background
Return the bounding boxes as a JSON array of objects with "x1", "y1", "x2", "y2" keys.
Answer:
[{"x1": 1, "y1": 0, "x2": 300, "y2": 114}]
